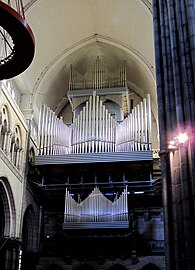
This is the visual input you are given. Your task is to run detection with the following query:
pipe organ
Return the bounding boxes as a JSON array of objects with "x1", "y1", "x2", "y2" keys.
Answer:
[
  {"x1": 116, "y1": 94, "x2": 152, "y2": 151},
  {"x1": 37, "y1": 55, "x2": 151, "y2": 155},
  {"x1": 37, "y1": 92, "x2": 152, "y2": 155},
  {"x1": 63, "y1": 187, "x2": 128, "y2": 228},
  {"x1": 69, "y1": 57, "x2": 127, "y2": 91},
  {"x1": 71, "y1": 91, "x2": 116, "y2": 153},
  {"x1": 37, "y1": 104, "x2": 71, "y2": 155}
]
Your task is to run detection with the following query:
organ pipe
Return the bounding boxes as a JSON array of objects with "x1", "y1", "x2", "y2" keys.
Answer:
[
  {"x1": 37, "y1": 105, "x2": 71, "y2": 155},
  {"x1": 64, "y1": 187, "x2": 128, "y2": 223},
  {"x1": 69, "y1": 57, "x2": 127, "y2": 91},
  {"x1": 37, "y1": 93, "x2": 152, "y2": 155},
  {"x1": 116, "y1": 94, "x2": 152, "y2": 152}
]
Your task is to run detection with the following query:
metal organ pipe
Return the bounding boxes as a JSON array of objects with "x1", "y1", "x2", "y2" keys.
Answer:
[
  {"x1": 64, "y1": 187, "x2": 128, "y2": 224},
  {"x1": 95, "y1": 94, "x2": 99, "y2": 152},
  {"x1": 82, "y1": 107, "x2": 86, "y2": 153},
  {"x1": 116, "y1": 94, "x2": 152, "y2": 152},
  {"x1": 69, "y1": 57, "x2": 127, "y2": 91},
  {"x1": 71, "y1": 91, "x2": 117, "y2": 154},
  {"x1": 147, "y1": 93, "x2": 152, "y2": 149},
  {"x1": 85, "y1": 101, "x2": 89, "y2": 153},
  {"x1": 37, "y1": 105, "x2": 71, "y2": 155},
  {"x1": 37, "y1": 93, "x2": 152, "y2": 155},
  {"x1": 88, "y1": 95, "x2": 92, "y2": 153},
  {"x1": 92, "y1": 91, "x2": 96, "y2": 152}
]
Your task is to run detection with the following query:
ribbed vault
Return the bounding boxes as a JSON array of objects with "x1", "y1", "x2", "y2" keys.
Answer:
[{"x1": 9, "y1": 0, "x2": 156, "y2": 126}]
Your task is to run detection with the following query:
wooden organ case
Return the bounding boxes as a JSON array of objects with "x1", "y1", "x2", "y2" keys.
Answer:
[{"x1": 33, "y1": 57, "x2": 162, "y2": 261}]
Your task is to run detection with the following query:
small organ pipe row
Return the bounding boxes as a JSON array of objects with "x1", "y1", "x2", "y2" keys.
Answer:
[
  {"x1": 37, "y1": 93, "x2": 151, "y2": 155},
  {"x1": 116, "y1": 94, "x2": 152, "y2": 151},
  {"x1": 69, "y1": 64, "x2": 84, "y2": 91},
  {"x1": 64, "y1": 186, "x2": 128, "y2": 223},
  {"x1": 69, "y1": 57, "x2": 127, "y2": 91},
  {"x1": 37, "y1": 104, "x2": 71, "y2": 155},
  {"x1": 110, "y1": 60, "x2": 126, "y2": 87}
]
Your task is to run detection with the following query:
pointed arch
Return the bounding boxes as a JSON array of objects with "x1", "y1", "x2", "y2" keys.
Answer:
[
  {"x1": 0, "y1": 177, "x2": 16, "y2": 237},
  {"x1": 140, "y1": 263, "x2": 162, "y2": 270},
  {"x1": 107, "y1": 263, "x2": 128, "y2": 270},
  {"x1": 22, "y1": 204, "x2": 38, "y2": 252},
  {"x1": 0, "y1": 105, "x2": 10, "y2": 152},
  {"x1": 74, "y1": 263, "x2": 96, "y2": 270}
]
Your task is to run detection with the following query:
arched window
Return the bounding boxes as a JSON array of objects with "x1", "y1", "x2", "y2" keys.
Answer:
[
  {"x1": 103, "y1": 100, "x2": 122, "y2": 121},
  {"x1": 10, "y1": 135, "x2": 15, "y2": 161},
  {"x1": 0, "y1": 106, "x2": 10, "y2": 153},
  {"x1": 10, "y1": 125, "x2": 22, "y2": 170},
  {"x1": 13, "y1": 137, "x2": 19, "y2": 166},
  {"x1": 0, "y1": 177, "x2": 16, "y2": 238},
  {"x1": 0, "y1": 119, "x2": 7, "y2": 150},
  {"x1": 0, "y1": 179, "x2": 13, "y2": 270}
]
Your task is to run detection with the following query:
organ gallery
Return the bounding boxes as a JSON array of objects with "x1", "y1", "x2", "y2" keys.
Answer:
[
  {"x1": 0, "y1": 1, "x2": 195, "y2": 270},
  {"x1": 32, "y1": 58, "x2": 163, "y2": 266}
]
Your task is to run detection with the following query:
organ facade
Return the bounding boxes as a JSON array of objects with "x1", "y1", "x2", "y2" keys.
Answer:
[{"x1": 30, "y1": 59, "x2": 164, "y2": 269}]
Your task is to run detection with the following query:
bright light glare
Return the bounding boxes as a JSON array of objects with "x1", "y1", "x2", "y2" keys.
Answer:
[
  {"x1": 168, "y1": 137, "x2": 177, "y2": 149},
  {"x1": 178, "y1": 133, "x2": 188, "y2": 144},
  {"x1": 169, "y1": 140, "x2": 176, "y2": 146}
]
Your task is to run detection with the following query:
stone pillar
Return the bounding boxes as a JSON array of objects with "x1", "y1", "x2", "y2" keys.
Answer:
[
  {"x1": 2, "y1": 131, "x2": 7, "y2": 152},
  {"x1": 2, "y1": 238, "x2": 21, "y2": 270},
  {"x1": 18, "y1": 149, "x2": 24, "y2": 174},
  {"x1": 6, "y1": 131, "x2": 12, "y2": 158},
  {"x1": 152, "y1": 1, "x2": 195, "y2": 269}
]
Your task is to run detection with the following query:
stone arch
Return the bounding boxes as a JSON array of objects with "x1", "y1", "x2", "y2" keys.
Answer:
[
  {"x1": 107, "y1": 263, "x2": 128, "y2": 270},
  {"x1": 46, "y1": 264, "x2": 64, "y2": 270},
  {"x1": 32, "y1": 34, "x2": 155, "y2": 100},
  {"x1": 32, "y1": 35, "x2": 158, "y2": 125},
  {"x1": 140, "y1": 263, "x2": 162, "y2": 270},
  {"x1": 74, "y1": 101, "x2": 87, "y2": 119},
  {"x1": 0, "y1": 105, "x2": 10, "y2": 151},
  {"x1": 74, "y1": 263, "x2": 96, "y2": 270},
  {"x1": 73, "y1": 94, "x2": 123, "y2": 123},
  {"x1": 0, "y1": 177, "x2": 16, "y2": 237},
  {"x1": 20, "y1": 205, "x2": 39, "y2": 270},
  {"x1": 103, "y1": 99, "x2": 122, "y2": 121},
  {"x1": 22, "y1": 204, "x2": 38, "y2": 252},
  {"x1": 0, "y1": 119, "x2": 7, "y2": 149},
  {"x1": 0, "y1": 105, "x2": 10, "y2": 126}
]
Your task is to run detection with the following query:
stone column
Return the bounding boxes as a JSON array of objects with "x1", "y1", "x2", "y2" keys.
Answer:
[
  {"x1": 6, "y1": 131, "x2": 12, "y2": 158},
  {"x1": 2, "y1": 131, "x2": 8, "y2": 153},
  {"x1": 18, "y1": 149, "x2": 24, "y2": 174},
  {"x1": 152, "y1": 1, "x2": 195, "y2": 269}
]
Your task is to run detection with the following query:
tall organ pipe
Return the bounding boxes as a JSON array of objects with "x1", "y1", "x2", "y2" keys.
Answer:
[{"x1": 38, "y1": 93, "x2": 152, "y2": 155}]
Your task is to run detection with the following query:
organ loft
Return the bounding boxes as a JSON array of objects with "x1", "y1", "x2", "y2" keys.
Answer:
[
  {"x1": 1, "y1": 1, "x2": 195, "y2": 270},
  {"x1": 26, "y1": 57, "x2": 164, "y2": 268}
]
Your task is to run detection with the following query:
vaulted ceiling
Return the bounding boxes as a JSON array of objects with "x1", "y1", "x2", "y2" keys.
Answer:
[{"x1": 10, "y1": 0, "x2": 157, "y2": 124}]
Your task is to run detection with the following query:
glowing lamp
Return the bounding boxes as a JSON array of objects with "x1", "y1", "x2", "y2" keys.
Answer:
[{"x1": 177, "y1": 133, "x2": 188, "y2": 144}]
